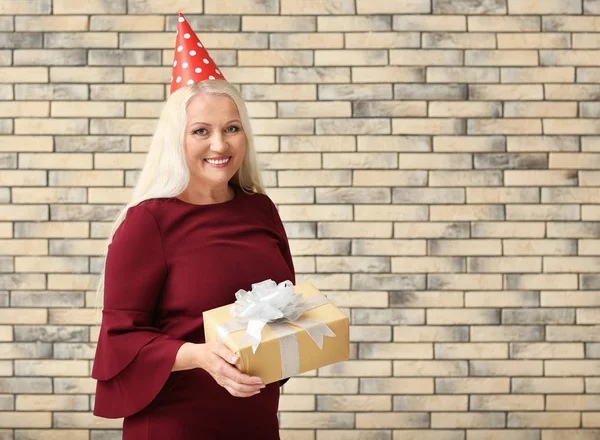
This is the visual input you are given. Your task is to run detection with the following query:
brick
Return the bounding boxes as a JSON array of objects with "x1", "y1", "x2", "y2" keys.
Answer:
[
  {"x1": 243, "y1": 16, "x2": 314, "y2": 32},
  {"x1": 508, "y1": 412, "x2": 579, "y2": 428},
  {"x1": 423, "y1": 32, "x2": 496, "y2": 49},
  {"x1": 360, "y1": 377, "x2": 433, "y2": 393},
  {"x1": 468, "y1": 119, "x2": 542, "y2": 135},
  {"x1": 279, "y1": 395, "x2": 315, "y2": 411},
  {"x1": 0, "y1": 67, "x2": 47, "y2": 84},
  {"x1": 353, "y1": 309, "x2": 424, "y2": 325},
  {"x1": 430, "y1": 171, "x2": 502, "y2": 187},
  {"x1": 354, "y1": 102, "x2": 426, "y2": 118},
  {"x1": 507, "y1": 136, "x2": 578, "y2": 152},
  {"x1": 360, "y1": 343, "x2": 432, "y2": 359},
  {"x1": 277, "y1": 67, "x2": 349, "y2": 83},
  {"x1": 130, "y1": 0, "x2": 203, "y2": 13},
  {"x1": 393, "y1": 119, "x2": 465, "y2": 135},
  {"x1": 271, "y1": 33, "x2": 342, "y2": 49},
  {"x1": 393, "y1": 360, "x2": 467, "y2": 376},
  {"x1": 357, "y1": 136, "x2": 430, "y2": 152},
  {"x1": 498, "y1": 33, "x2": 570, "y2": 49},
  {"x1": 91, "y1": 84, "x2": 163, "y2": 101},
  {"x1": 0, "y1": 102, "x2": 48, "y2": 118},
  {"x1": 319, "y1": 84, "x2": 391, "y2": 101},
  {"x1": 15, "y1": 84, "x2": 87, "y2": 101},
  {"x1": 547, "y1": 360, "x2": 600, "y2": 375},
  {"x1": 394, "y1": 15, "x2": 466, "y2": 31},
  {"x1": 428, "y1": 67, "x2": 499, "y2": 83},
  {"x1": 543, "y1": 188, "x2": 600, "y2": 204},
  {"x1": 323, "y1": 291, "x2": 388, "y2": 308},
  {"x1": 583, "y1": 207, "x2": 600, "y2": 221},
  {"x1": 402, "y1": 153, "x2": 472, "y2": 170},
  {"x1": 434, "y1": 0, "x2": 506, "y2": 13},
  {"x1": 430, "y1": 101, "x2": 501, "y2": 117},
  {"x1": 352, "y1": 239, "x2": 425, "y2": 255},
  {"x1": 428, "y1": 274, "x2": 502, "y2": 290},
  {"x1": 14, "y1": 49, "x2": 86, "y2": 66},
  {"x1": 507, "y1": 274, "x2": 578, "y2": 290},
  {"x1": 438, "y1": 378, "x2": 509, "y2": 394},
  {"x1": 542, "y1": 50, "x2": 600, "y2": 66},
  {"x1": 15, "y1": 119, "x2": 88, "y2": 135},
  {"x1": 551, "y1": 153, "x2": 600, "y2": 169},
  {"x1": 0, "y1": 0, "x2": 51, "y2": 13},
  {"x1": 512, "y1": 378, "x2": 583, "y2": 393},
  {"x1": 469, "y1": 85, "x2": 543, "y2": 100},
  {"x1": 547, "y1": 222, "x2": 600, "y2": 238},
  {"x1": 45, "y1": 32, "x2": 117, "y2": 49},
  {"x1": 353, "y1": 67, "x2": 424, "y2": 84},
  {"x1": 283, "y1": 378, "x2": 357, "y2": 394},
  {"x1": 50, "y1": 67, "x2": 123, "y2": 84},
  {"x1": 315, "y1": 50, "x2": 387, "y2": 66},
  {"x1": 395, "y1": 395, "x2": 467, "y2": 412},
  {"x1": 279, "y1": 205, "x2": 352, "y2": 222},
  {"x1": 50, "y1": 205, "x2": 121, "y2": 222},
  {"x1": 318, "y1": 15, "x2": 391, "y2": 32},
  {"x1": 512, "y1": 342, "x2": 583, "y2": 359},
  {"x1": 12, "y1": 292, "x2": 84, "y2": 308},
  {"x1": 353, "y1": 274, "x2": 425, "y2": 291},
  {"x1": 429, "y1": 239, "x2": 500, "y2": 256},
  {"x1": 509, "y1": 0, "x2": 582, "y2": 14},
  {"x1": 349, "y1": 326, "x2": 392, "y2": 342},
  {"x1": 504, "y1": 239, "x2": 577, "y2": 255},
  {"x1": 433, "y1": 136, "x2": 504, "y2": 152},
  {"x1": 472, "y1": 395, "x2": 544, "y2": 411},
  {"x1": 467, "y1": 188, "x2": 539, "y2": 204},
  {"x1": 581, "y1": 102, "x2": 600, "y2": 117},
  {"x1": 280, "y1": 136, "x2": 353, "y2": 153},
  {"x1": 12, "y1": 188, "x2": 87, "y2": 205},
  {"x1": 393, "y1": 188, "x2": 465, "y2": 204},
  {"x1": 506, "y1": 102, "x2": 576, "y2": 118},
  {"x1": 0, "y1": 136, "x2": 53, "y2": 153},
  {"x1": 392, "y1": 257, "x2": 464, "y2": 274},
  {"x1": 88, "y1": 49, "x2": 160, "y2": 66},
  {"x1": 52, "y1": 101, "x2": 123, "y2": 118},
  {"x1": 580, "y1": 240, "x2": 600, "y2": 254},
  {"x1": 506, "y1": 204, "x2": 581, "y2": 220},
  {"x1": 502, "y1": 67, "x2": 574, "y2": 83},
  {"x1": 317, "y1": 395, "x2": 390, "y2": 412},
  {"x1": 317, "y1": 256, "x2": 389, "y2": 273},
  {"x1": 393, "y1": 324, "x2": 466, "y2": 339},
  {"x1": 468, "y1": 16, "x2": 541, "y2": 32},
  {"x1": 16, "y1": 395, "x2": 88, "y2": 411},
  {"x1": 317, "y1": 188, "x2": 390, "y2": 204},
  {"x1": 428, "y1": 309, "x2": 500, "y2": 325},
  {"x1": 0, "y1": 274, "x2": 45, "y2": 291},
  {"x1": 0, "y1": 412, "x2": 51, "y2": 428},
  {"x1": 466, "y1": 50, "x2": 538, "y2": 66},
  {"x1": 470, "y1": 360, "x2": 543, "y2": 376},
  {"x1": 394, "y1": 223, "x2": 468, "y2": 240},
  {"x1": 476, "y1": 153, "x2": 547, "y2": 169},
  {"x1": 430, "y1": 205, "x2": 504, "y2": 221},
  {"x1": 355, "y1": 206, "x2": 428, "y2": 221},
  {"x1": 355, "y1": 412, "x2": 429, "y2": 429},
  {"x1": 432, "y1": 412, "x2": 505, "y2": 429},
  {"x1": 316, "y1": 118, "x2": 395, "y2": 134},
  {"x1": 284, "y1": 0, "x2": 356, "y2": 13},
  {"x1": 346, "y1": 32, "x2": 419, "y2": 49},
  {"x1": 322, "y1": 153, "x2": 396, "y2": 169},
  {"x1": 395, "y1": 84, "x2": 466, "y2": 101},
  {"x1": 546, "y1": 85, "x2": 600, "y2": 101},
  {"x1": 391, "y1": 50, "x2": 463, "y2": 66},
  {"x1": 578, "y1": 68, "x2": 600, "y2": 83},
  {"x1": 579, "y1": 171, "x2": 600, "y2": 186},
  {"x1": 0, "y1": 205, "x2": 48, "y2": 221},
  {"x1": 91, "y1": 15, "x2": 164, "y2": 31},
  {"x1": 470, "y1": 326, "x2": 544, "y2": 342},
  {"x1": 469, "y1": 257, "x2": 541, "y2": 273}
]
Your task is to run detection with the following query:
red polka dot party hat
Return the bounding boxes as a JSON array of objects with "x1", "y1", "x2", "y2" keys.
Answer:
[{"x1": 170, "y1": 12, "x2": 226, "y2": 94}]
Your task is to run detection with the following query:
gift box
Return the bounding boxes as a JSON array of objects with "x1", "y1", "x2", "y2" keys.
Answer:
[{"x1": 203, "y1": 280, "x2": 350, "y2": 385}]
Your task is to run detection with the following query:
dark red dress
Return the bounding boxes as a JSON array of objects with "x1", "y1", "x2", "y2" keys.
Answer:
[{"x1": 91, "y1": 185, "x2": 295, "y2": 439}]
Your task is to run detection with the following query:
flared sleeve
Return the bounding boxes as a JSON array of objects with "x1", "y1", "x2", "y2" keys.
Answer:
[{"x1": 91, "y1": 204, "x2": 187, "y2": 419}]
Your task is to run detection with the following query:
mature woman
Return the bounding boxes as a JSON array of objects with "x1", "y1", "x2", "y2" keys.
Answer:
[{"x1": 91, "y1": 14, "x2": 294, "y2": 439}]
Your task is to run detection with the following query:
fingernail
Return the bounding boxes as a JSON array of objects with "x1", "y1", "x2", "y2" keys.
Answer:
[
  {"x1": 232, "y1": 356, "x2": 238, "y2": 363},
  {"x1": 260, "y1": 385, "x2": 265, "y2": 389}
]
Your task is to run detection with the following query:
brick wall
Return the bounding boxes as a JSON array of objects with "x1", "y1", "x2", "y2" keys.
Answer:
[{"x1": 1, "y1": 0, "x2": 600, "y2": 438}]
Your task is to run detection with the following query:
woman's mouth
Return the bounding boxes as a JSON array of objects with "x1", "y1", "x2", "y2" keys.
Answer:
[{"x1": 204, "y1": 156, "x2": 231, "y2": 167}]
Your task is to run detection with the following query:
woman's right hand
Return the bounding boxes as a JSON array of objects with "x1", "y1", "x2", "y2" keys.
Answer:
[{"x1": 196, "y1": 341, "x2": 265, "y2": 397}]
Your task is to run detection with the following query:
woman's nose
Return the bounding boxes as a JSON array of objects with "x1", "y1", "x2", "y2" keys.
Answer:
[{"x1": 210, "y1": 134, "x2": 228, "y2": 152}]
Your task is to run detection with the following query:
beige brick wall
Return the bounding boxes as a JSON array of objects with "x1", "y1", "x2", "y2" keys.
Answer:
[{"x1": 1, "y1": 0, "x2": 600, "y2": 438}]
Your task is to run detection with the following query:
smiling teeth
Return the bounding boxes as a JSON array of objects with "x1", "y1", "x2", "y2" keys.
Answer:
[{"x1": 206, "y1": 158, "x2": 229, "y2": 165}]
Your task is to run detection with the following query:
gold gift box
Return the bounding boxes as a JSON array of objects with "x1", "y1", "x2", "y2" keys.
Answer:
[{"x1": 203, "y1": 282, "x2": 350, "y2": 385}]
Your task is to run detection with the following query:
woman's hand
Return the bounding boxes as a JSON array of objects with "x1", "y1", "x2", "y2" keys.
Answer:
[{"x1": 197, "y1": 341, "x2": 265, "y2": 397}]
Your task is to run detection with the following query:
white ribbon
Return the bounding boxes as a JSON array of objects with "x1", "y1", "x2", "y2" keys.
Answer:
[{"x1": 215, "y1": 279, "x2": 336, "y2": 378}]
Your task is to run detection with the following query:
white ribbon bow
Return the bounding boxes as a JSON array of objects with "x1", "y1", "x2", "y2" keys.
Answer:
[{"x1": 230, "y1": 279, "x2": 335, "y2": 354}]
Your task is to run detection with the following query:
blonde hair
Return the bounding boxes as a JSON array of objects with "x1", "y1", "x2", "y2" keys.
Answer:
[{"x1": 94, "y1": 80, "x2": 265, "y2": 316}]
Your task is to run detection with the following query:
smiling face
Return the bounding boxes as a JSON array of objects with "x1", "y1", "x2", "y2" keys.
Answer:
[{"x1": 183, "y1": 92, "x2": 247, "y2": 191}]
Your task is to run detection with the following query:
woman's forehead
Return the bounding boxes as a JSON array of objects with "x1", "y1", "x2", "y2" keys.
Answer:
[{"x1": 186, "y1": 93, "x2": 240, "y2": 124}]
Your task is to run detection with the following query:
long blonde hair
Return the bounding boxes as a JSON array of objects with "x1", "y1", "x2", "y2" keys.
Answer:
[{"x1": 94, "y1": 80, "x2": 265, "y2": 315}]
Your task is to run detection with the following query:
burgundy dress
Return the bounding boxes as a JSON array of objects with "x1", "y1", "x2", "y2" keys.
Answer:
[{"x1": 91, "y1": 185, "x2": 295, "y2": 439}]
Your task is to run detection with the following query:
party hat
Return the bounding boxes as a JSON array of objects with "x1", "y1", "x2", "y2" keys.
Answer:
[{"x1": 170, "y1": 13, "x2": 226, "y2": 94}]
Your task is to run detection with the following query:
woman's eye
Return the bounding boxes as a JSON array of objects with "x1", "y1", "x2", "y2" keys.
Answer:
[
  {"x1": 195, "y1": 128, "x2": 207, "y2": 135},
  {"x1": 225, "y1": 126, "x2": 240, "y2": 133}
]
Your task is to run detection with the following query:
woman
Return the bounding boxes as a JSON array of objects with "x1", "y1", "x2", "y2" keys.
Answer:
[{"x1": 91, "y1": 14, "x2": 294, "y2": 439}]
